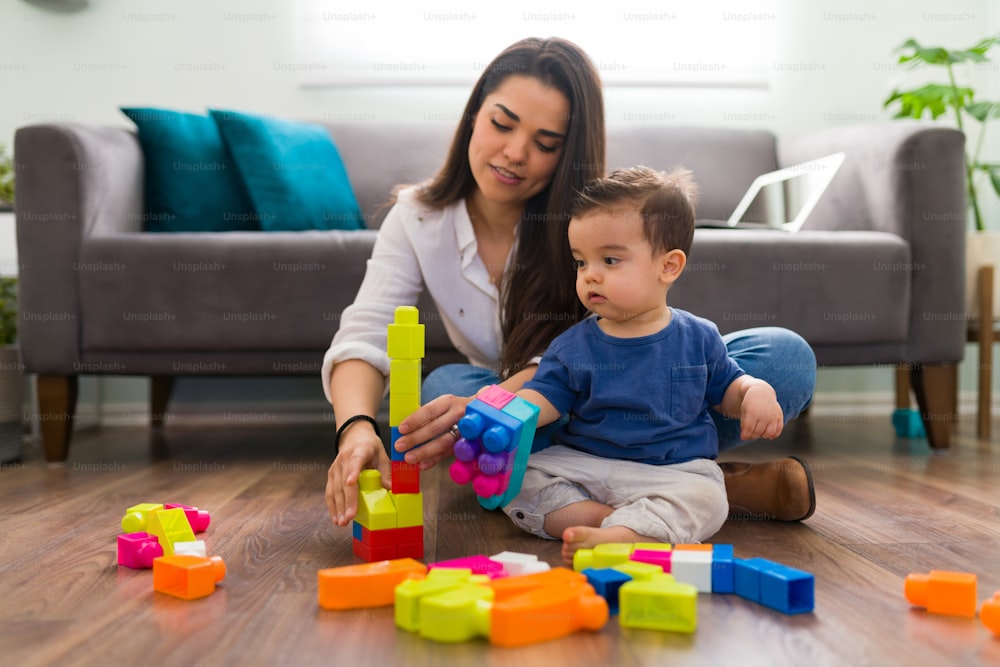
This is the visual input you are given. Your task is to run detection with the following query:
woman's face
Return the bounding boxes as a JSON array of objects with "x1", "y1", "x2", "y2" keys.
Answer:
[{"x1": 468, "y1": 75, "x2": 571, "y2": 208}]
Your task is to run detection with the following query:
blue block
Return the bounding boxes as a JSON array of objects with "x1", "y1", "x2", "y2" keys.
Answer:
[
  {"x1": 582, "y1": 567, "x2": 633, "y2": 615},
  {"x1": 892, "y1": 408, "x2": 925, "y2": 438},
  {"x1": 390, "y1": 426, "x2": 405, "y2": 462},
  {"x1": 759, "y1": 562, "x2": 815, "y2": 614},
  {"x1": 711, "y1": 544, "x2": 735, "y2": 594},
  {"x1": 734, "y1": 557, "x2": 770, "y2": 603},
  {"x1": 352, "y1": 521, "x2": 362, "y2": 541}
]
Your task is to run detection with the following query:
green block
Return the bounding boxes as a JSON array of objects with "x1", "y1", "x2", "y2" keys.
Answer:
[
  {"x1": 419, "y1": 583, "x2": 493, "y2": 643},
  {"x1": 387, "y1": 306, "x2": 425, "y2": 360},
  {"x1": 620, "y1": 579, "x2": 698, "y2": 633},
  {"x1": 395, "y1": 570, "x2": 471, "y2": 632},
  {"x1": 613, "y1": 561, "x2": 665, "y2": 581},
  {"x1": 147, "y1": 507, "x2": 196, "y2": 556}
]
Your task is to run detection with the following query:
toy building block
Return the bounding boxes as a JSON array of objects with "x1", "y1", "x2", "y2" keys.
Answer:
[
  {"x1": 146, "y1": 507, "x2": 196, "y2": 556},
  {"x1": 117, "y1": 532, "x2": 163, "y2": 569},
  {"x1": 904, "y1": 570, "x2": 977, "y2": 618},
  {"x1": 488, "y1": 580, "x2": 609, "y2": 647},
  {"x1": 353, "y1": 524, "x2": 424, "y2": 561},
  {"x1": 573, "y1": 543, "x2": 635, "y2": 571},
  {"x1": 449, "y1": 385, "x2": 539, "y2": 510},
  {"x1": 355, "y1": 469, "x2": 397, "y2": 531},
  {"x1": 583, "y1": 567, "x2": 633, "y2": 614},
  {"x1": 982, "y1": 592, "x2": 1000, "y2": 636},
  {"x1": 391, "y1": 460, "x2": 420, "y2": 495},
  {"x1": 619, "y1": 574, "x2": 698, "y2": 633},
  {"x1": 483, "y1": 566, "x2": 585, "y2": 602},
  {"x1": 490, "y1": 551, "x2": 550, "y2": 577},
  {"x1": 164, "y1": 503, "x2": 211, "y2": 533},
  {"x1": 386, "y1": 305, "x2": 424, "y2": 363},
  {"x1": 121, "y1": 503, "x2": 164, "y2": 533},
  {"x1": 670, "y1": 549, "x2": 713, "y2": 593},
  {"x1": 613, "y1": 560, "x2": 664, "y2": 583},
  {"x1": 630, "y1": 548, "x2": 672, "y2": 572},
  {"x1": 734, "y1": 558, "x2": 815, "y2": 614},
  {"x1": 711, "y1": 544, "x2": 735, "y2": 594},
  {"x1": 153, "y1": 555, "x2": 226, "y2": 600},
  {"x1": 173, "y1": 540, "x2": 207, "y2": 558},
  {"x1": 429, "y1": 555, "x2": 506, "y2": 579},
  {"x1": 395, "y1": 569, "x2": 482, "y2": 632},
  {"x1": 418, "y1": 583, "x2": 494, "y2": 643},
  {"x1": 393, "y1": 491, "x2": 423, "y2": 528},
  {"x1": 317, "y1": 558, "x2": 427, "y2": 610}
]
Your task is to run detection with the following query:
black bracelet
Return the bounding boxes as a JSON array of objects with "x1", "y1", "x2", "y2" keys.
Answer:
[{"x1": 336, "y1": 414, "x2": 382, "y2": 448}]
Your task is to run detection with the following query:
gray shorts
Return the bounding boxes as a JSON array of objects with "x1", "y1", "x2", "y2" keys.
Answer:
[{"x1": 503, "y1": 445, "x2": 728, "y2": 544}]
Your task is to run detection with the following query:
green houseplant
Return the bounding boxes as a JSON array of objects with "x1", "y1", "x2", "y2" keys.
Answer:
[
  {"x1": 883, "y1": 34, "x2": 1000, "y2": 323},
  {"x1": 883, "y1": 34, "x2": 1000, "y2": 232},
  {"x1": 0, "y1": 143, "x2": 22, "y2": 462},
  {"x1": 0, "y1": 142, "x2": 13, "y2": 209}
]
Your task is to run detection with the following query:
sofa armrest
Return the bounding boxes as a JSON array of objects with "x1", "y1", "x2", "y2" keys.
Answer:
[
  {"x1": 778, "y1": 120, "x2": 967, "y2": 364},
  {"x1": 15, "y1": 123, "x2": 144, "y2": 373}
]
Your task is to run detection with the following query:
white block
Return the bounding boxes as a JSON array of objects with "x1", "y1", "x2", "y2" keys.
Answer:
[
  {"x1": 172, "y1": 540, "x2": 207, "y2": 558},
  {"x1": 490, "y1": 551, "x2": 549, "y2": 577},
  {"x1": 670, "y1": 550, "x2": 712, "y2": 592}
]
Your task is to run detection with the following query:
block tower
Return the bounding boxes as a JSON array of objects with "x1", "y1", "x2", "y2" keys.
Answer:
[{"x1": 352, "y1": 306, "x2": 425, "y2": 561}]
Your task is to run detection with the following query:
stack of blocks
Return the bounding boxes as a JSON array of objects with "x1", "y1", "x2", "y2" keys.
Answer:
[
  {"x1": 116, "y1": 502, "x2": 226, "y2": 600},
  {"x1": 352, "y1": 306, "x2": 425, "y2": 561},
  {"x1": 448, "y1": 384, "x2": 539, "y2": 510},
  {"x1": 574, "y1": 542, "x2": 815, "y2": 632}
]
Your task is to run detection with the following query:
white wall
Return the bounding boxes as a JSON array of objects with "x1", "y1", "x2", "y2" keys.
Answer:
[{"x1": 1, "y1": 0, "x2": 997, "y2": 418}]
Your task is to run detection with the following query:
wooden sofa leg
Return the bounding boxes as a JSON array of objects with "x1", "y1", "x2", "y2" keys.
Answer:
[
  {"x1": 910, "y1": 363, "x2": 957, "y2": 449},
  {"x1": 150, "y1": 376, "x2": 175, "y2": 430},
  {"x1": 37, "y1": 375, "x2": 79, "y2": 462}
]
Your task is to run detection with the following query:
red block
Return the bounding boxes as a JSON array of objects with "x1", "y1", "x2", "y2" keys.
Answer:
[
  {"x1": 391, "y1": 461, "x2": 420, "y2": 494},
  {"x1": 353, "y1": 538, "x2": 396, "y2": 562},
  {"x1": 360, "y1": 525, "x2": 423, "y2": 549}
]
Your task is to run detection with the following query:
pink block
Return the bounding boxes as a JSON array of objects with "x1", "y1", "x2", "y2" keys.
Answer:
[
  {"x1": 477, "y1": 385, "x2": 515, "y2": 410},
  {"x1": 631, "y1": 549, "x2": 672, "y2": 572},
  {"x1": 117, "y1": 531, "x2": 164, "y2": 569},
  {"x1": 430, "y1": 555, "x2": 507, "y2": 578},
  {"x1": 165, "y1": 503, "x2": 211, "y2": 532},
  {"x1": 449, "y1": 459, "x2": 477, "y2": 485},
  {"x1": 472, "y1": 474, "x2": 504, "y2": 498}
]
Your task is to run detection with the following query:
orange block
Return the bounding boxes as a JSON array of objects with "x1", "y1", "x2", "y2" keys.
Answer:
[
  {"x1": 673, "y1": 543, "x2": 712, "y2": 551},
  {"x1": 489, "y1": 581, "x2": 608, "y2": 647},
  {"x1": 904, "y1": 570, "x2": 977, "y2": 618},
  {"x1": 318, "y1": 558, "x2": 427, "y2": 610},
  {"x1": 153, "y1": 555, "x2": 226, "y2": 600},
  {"x1": 484, "y1": 566, "x2": 585, "y2": 601},
  {"x1": 982, "y1": 592, "x2": 1000, "y2": 636}
]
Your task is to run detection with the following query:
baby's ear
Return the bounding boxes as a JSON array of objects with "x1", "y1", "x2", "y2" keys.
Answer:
[{"x1": 661, "y1": 249, "x2": 686, "y2": 282}]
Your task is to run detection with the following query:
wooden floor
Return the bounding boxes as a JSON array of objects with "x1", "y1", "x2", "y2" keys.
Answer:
[{"x1": 1, "y1": 413, "x2": 999, "y2": 667}]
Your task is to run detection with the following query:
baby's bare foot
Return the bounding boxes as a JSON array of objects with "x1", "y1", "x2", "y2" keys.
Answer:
[{"x1": 560, "y1": 525, "x2": 645, "y2": 566}]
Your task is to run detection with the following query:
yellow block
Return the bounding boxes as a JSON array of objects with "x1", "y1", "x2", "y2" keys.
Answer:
[
  {"x1": 395, "y1": 569, "x2": 474, "y2": 632},
  {"x1": 389, "y1": 392, "x2": 420, "y2": 427},
  {"x1": 387, "y1": 306, "x2": 425, "y2": 360},
  {"x1": 121, "y1": 503, "x2": 164, "y2": 533},
  {"x1": 146, "y1": 507, "x2": 196, "y2": 556},
  {"x1": 394, "y1": 492, "x2": 423, "y2": 528},
  {"x1": 419, "y1": 583, "x2": 493, "y2": 643},
  {"x1": 356, "y1": 469, "x2": 397, "y2": 531},
  {"x1": 390, "y1": 359, "x2": 422, "y2": 396}
]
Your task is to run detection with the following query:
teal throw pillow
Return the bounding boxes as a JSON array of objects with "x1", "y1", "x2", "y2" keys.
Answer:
[
  {"x1": 120, "y1": 107, "x2": 257, "y2": 232},
  {"x1": 209, "y1": 109, "x2": 364, "y2": 231}
]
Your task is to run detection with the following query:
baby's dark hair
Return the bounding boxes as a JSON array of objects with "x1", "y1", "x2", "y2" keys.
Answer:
[{"x1": 570, "y1": 166, "x2": 699, "y2": 255}]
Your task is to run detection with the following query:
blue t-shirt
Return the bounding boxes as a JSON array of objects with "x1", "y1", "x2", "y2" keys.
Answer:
[{"x1": 523, "y1": 309, "x2": 744, "y2": 464}]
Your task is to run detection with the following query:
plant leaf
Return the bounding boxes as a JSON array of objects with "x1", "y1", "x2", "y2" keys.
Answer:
[{"x1": 967, "y1": 101, "x2": 1000, "y2": 123}]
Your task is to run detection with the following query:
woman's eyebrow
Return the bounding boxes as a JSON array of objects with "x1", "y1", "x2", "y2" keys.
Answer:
[{"x1": 494, "y1": 103, "x2": 566, "y2": 139}]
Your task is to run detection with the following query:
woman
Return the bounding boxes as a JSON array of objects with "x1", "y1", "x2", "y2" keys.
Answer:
[{"x1": 323, "y1": 37, "x2": 816, "y2": 528}]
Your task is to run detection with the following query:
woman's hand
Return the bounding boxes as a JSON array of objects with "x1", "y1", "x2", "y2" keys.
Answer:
[
  {"x1": 394, "y1": 393, "x2": 475, "y2": 470},
  {"x1": 326, "y1": 422, "x2": 390, "y2": 527}
]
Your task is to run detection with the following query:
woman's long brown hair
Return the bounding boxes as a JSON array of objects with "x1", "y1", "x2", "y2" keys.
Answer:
[{"x1": 416, "y1": 37, "x2": 606, "y2": 378}]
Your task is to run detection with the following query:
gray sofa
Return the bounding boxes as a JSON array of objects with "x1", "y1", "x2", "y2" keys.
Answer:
[{"x1": 15, "y1": 119, "x2": 966, "y2": 461}]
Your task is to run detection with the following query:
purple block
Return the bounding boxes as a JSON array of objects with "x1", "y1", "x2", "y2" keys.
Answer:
[{"x1": 454, "y1": 437, "x2": 480, "y2": 462}]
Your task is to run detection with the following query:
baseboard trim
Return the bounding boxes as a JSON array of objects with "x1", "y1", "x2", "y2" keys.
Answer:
[{"x1": 74, "y1": 391, "x2": 998, "y2": 428}]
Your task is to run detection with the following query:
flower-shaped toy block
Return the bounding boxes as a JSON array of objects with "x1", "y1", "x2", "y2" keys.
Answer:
[{"x1": 448, "y1": 385, "x2": 539, "y2": 510}]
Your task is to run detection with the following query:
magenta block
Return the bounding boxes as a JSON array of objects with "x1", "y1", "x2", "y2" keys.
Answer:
[
  {"x1": 449, "y1": 459, "x2": 477, "y2": 485},
  {"x1": 631, "y1": 549, "x2": 672, "y2": 572},
  {"x1": 117, "y1": 531, "x2": 164, "y2": 569},
  {"x1": 164, "y1": 503, "x2": 211, "y2": 533},
  {"x1": 430, "y1": 555, "x2": 507, "y2": 578},
  {"x1": 477, "y1": 385, "x2": 515, "y2": 410}
]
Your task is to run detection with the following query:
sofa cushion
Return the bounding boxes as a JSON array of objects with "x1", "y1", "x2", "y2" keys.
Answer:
[
  {"x1": 78, "y1": 231, "x2": 377, "y2": 353},
  {"x1": 120, "y1": 107, "x2": 257, "y2": 232},
  {"x1": 210, "y1": 109, "x2": 364, "y2": 231},
  {"x1": 670, "y1": 228, "x2": 911, "y2": 345}
]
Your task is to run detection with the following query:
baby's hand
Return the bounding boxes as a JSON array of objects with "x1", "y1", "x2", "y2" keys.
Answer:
[{"x1": 739, "y1": 384, "x2": 784, "y2": 441}]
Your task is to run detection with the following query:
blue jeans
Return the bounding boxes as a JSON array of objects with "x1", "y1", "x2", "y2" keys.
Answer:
[{"x1": 421, "y1": 327, "x2": 816, "y2": 454}]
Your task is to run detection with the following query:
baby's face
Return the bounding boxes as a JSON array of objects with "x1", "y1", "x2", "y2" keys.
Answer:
[{"x1": 568, "y1": 207, "x2": 670, "y2": 328}]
